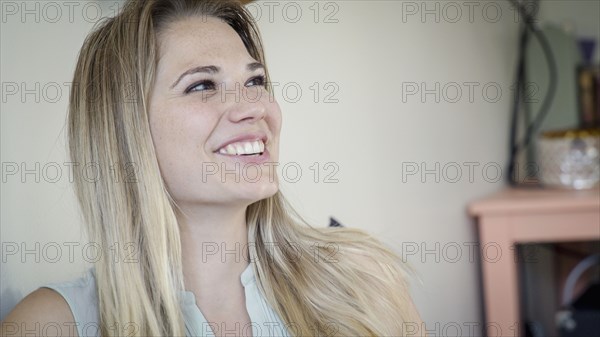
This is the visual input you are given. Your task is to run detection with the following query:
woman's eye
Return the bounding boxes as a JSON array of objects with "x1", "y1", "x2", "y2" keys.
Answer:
[
  {"x1": 186, "y1": 80, "x2": 216, "y2": 93},
  {"x1": 246, "y1": 75, "x2": 265, "y2": 87}
]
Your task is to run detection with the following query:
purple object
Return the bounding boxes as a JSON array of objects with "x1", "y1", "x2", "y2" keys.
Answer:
[{"x1": 578, "y1": 38, "x2": 596, "y2": 64}]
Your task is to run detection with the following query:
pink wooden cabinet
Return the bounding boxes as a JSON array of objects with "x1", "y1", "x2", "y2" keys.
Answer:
[{"x1": 468, "y1": 187, "x2": 600, "y2": 336}]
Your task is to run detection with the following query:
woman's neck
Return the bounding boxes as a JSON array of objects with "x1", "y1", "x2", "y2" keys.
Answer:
[{"x1": 177, "y1": 204, "x2": 250, "y2": 295}]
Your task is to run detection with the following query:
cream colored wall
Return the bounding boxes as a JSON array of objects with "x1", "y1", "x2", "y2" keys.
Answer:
[
  {"x1": 2, "y1": 0, "x2": 597, "y2": 333},
  {"x1": 255, "y1": 1, "x2": 519, "y2": 332},
  {"x1": 1, "y1": 0, "x2": 111, "y2": 319},
  {"x1": 539, "y1": 0, "x2": 600, "y2": 63}
]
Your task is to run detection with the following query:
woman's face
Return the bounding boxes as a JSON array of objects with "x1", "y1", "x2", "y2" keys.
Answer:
[{"x1": 148, "y1": 16, "x2": 281, "y2": 208}]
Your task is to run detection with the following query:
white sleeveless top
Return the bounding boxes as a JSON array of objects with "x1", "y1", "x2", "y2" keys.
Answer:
[{"x1": 42, "y1": 264, "x2": 290, "y2": 337}]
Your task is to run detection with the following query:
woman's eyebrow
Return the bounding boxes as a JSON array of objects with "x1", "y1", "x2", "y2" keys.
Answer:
[
  {"x1": 170, "y1": 62, "x2": 265, "y2": 89},
  {"x1": 246, "y1": 62, "x2": 264, "y2": 72},
  {"x1": 170, "y1": 65, "x2": 218, "y2": 89}
]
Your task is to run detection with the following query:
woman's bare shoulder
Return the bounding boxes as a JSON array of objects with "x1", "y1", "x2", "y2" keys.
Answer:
[{"x1": 1, "y1": 288, "x2": 76, "y2": 336}]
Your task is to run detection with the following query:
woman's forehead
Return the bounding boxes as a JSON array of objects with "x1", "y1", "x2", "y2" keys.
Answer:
[{"x1": 157, "y1": 16, "x2": 251, "y2": 70}]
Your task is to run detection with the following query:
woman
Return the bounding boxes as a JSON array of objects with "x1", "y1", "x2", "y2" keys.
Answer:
[{"x1": 1, "y1": 0, "x2": 424, "y2": 336}]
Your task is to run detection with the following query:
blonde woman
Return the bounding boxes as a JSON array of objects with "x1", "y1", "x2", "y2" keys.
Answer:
[{"x1": 1, "y1": 1, "x2": 425, "y2": 336}]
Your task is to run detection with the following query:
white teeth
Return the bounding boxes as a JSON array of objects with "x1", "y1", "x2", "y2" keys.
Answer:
[
  {"x1": 218, "y1": 140, "x2": 265, "y2": 156},
  {"x1": 244, "y1": 142, "x2": 253, "y2": 153},
  {"x1": 234, "y1": 143, "x2": 244, "y2": 155},
  {"x1": 252, "y1": 140, "x2": 260, "y2": 153},
  {"x1": 225, "y1": 144, "x2": 236, "y2": 155}
]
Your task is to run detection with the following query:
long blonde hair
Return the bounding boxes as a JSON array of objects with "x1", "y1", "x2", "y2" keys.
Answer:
[{"x1": 68, "y1": 0, "x2": 424, "y2": 336}]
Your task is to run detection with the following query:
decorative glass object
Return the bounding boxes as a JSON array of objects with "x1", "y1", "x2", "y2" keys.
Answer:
[{"x1": 537, "y1": 128, "x2": 600, "y2": 190}]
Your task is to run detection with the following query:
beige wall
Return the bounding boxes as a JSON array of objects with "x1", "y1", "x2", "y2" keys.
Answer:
[
  {"x1": 255, "y1": 1, "x2": 519, "y2": 331},
  {"x1": 2, "y1": 0, "x2": 598, "y2": 333}
]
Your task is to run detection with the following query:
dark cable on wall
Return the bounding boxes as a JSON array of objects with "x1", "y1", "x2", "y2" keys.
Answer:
[{"x1": 506, "y1": 0, "x2": 558, "y2": 186}]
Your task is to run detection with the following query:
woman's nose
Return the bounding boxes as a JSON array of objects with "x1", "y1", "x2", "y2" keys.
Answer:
[{"x1": 225, "y1": 85, "x2": 268, "y2": 123}]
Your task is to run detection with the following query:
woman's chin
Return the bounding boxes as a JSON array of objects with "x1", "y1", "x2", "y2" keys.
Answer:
[{"x1": 236, "y1": 180, "x2": 279, "y2": 203}]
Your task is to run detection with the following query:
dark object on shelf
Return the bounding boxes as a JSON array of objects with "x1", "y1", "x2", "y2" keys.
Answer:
[
  {"x1": 576, "y1": 63, "x2": 600, "y2": 129},
  {"x1": 556, "y1": 254, "x2": 600, "y2": 337},
  {"x1": 524, "y1": 320, "x2": 545, "y2": 337},
  {"x1": 577, "y1": 38, "x2": 599, "y2": 128},
  {"x1": 329, "y1": 217, "x2": 343, "y2": 227}
]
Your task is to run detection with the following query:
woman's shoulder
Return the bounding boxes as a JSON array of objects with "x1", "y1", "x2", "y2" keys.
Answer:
[
  {"x1": 1, "y1": 268, "x2": 98, "y2": 337},
  {"x1": 1, "y1": 287, "x2": 75, "y2": 335}
]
